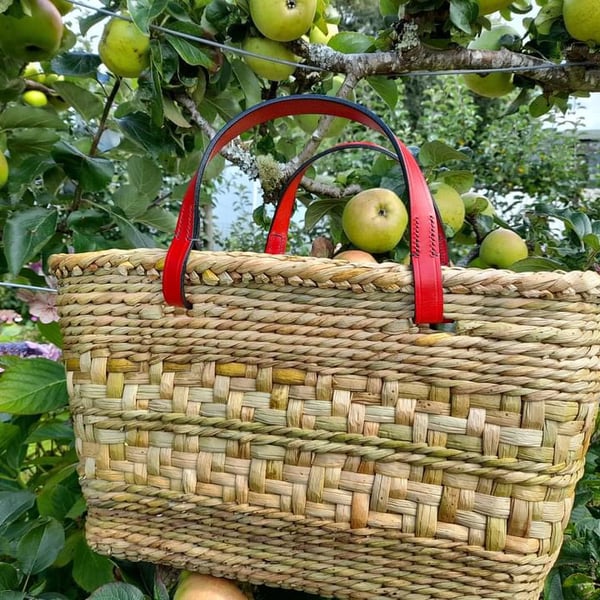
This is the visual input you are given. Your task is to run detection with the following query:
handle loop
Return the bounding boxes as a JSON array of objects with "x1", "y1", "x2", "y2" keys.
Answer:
[
  {"x1": 163, "y1": 94, "x2": 445, "y2": 324},
  {"x1": 266, "y1": 140, "x2": 449, "y2": 270}
]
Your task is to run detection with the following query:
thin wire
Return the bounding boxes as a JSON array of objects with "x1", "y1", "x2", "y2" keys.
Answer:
[
  {"x1": 68, "y1": 0, "x2": 596, "y2": 76},
  {"x1": 0, "y1": 282, "x2": 57, "y2": 293}
]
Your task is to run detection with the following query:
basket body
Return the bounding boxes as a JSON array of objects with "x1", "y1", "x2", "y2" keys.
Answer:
[{"x1": 50, "y1": 248, "x2": 600, "y2": 600}]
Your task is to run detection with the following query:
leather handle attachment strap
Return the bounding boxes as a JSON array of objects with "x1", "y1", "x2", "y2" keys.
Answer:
[{"x1": 162, "y1": 94, "x2": 446, "y2": 324}]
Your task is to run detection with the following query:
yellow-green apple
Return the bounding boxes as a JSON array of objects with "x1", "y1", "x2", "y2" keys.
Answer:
[
  {"x1": 309, "y1": 22, "x2": 339, "y2": 44},
  {"x1": 467, "y1": 256, "x2": 490, "y2": 268},
  {"x1": 99, "y1": 16, "x2": 151, "y2": 78},
  {"x1": 0, "y1": 153, "x2": 8, "y2": 189},
  {"x1": 296, "y1": 74, "x2": 354, "y2": 137},
  {"x1": 342, "y1": 188, "x2": 408, "y2": 254},
  {"x1": 242, "y1": 37, "x2": 297, "y2": 81},
  {"x1": 22, "y1": 90, "x2": 48, "y2": 107},
  {"x1": 334, "y1": 249, "x2": 378, "y2": 263},
  {"x1": 249, "y1": 0, "x2": 317, "y2": 42},
  {"x1": 0, "y1": 0, "x2": 64, "y2": 61},
  {"x1": 563, "y1": 0, "x2": 600, "y2": 43},
  {"x1": 430, "y1": 182, "x2": 466, "y2": 233},
  {"x1": 462, "y1": 25, "x2": 519, "y2": 98},
  {"x1": 479, "y1": 227, "x2": 528, "y2": 268},
  {"x1": 173, "y1": 572, "x2": 247, "y2": 600},
  {"x1": 477, "y1": 0, "x2": 512, "y2": 14}
]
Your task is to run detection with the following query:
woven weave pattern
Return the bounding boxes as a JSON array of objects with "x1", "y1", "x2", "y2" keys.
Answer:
[{"x1": 49, "y1": 249, "x2": 600, "y2": 600}]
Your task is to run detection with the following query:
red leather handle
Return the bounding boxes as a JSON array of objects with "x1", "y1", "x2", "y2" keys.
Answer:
[
  {"x1": 266, "y1": 141, "x2": 449, "y2": 270},
  {"x1": 163, "y1": 94, "x2": 445, "y2": 324}
]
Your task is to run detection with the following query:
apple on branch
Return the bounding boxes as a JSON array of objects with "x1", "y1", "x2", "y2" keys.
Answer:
[
  {"x1": 479, "y1": 227, "x2": 528, "y2": 268},
  {"x1": 341, "y1": 188, "x2": 408, "y2": 254},
  {"x1": 242, "y1": 37, "x2": 297, "y2": 81},
  {"x1": 248, "y1": 0, "x2": 317, "y2": 42},
  {"x1": 0, "y1": 0, "x2": 64, "y2": 61},
  {"x1": 99, "y1": 16, "x2": 151, "y2": 78}
]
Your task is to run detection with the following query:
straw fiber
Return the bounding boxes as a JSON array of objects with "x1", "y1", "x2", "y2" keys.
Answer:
[{"x1": 49, "y1": 248, "x2": 600, "y2": 600}]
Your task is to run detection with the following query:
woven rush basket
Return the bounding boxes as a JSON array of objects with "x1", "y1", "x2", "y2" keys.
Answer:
[{"x1": 48, "y1": 96, "x2": 600, "y2": 600}]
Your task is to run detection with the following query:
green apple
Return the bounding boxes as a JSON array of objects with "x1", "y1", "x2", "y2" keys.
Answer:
[
  {"x1": 0, "y1": 153, "x2": 9, "y2": 189},
  {"x1": 477, "y1": 0, "x2": 512, "y2": 15},
  {"x1": 309, "y1": 22, "x2": 339, "y2": 44},
  {"x1": 249, "y1": 0, "x2": 317, "y2": 42},
  {"x1": 467, "y1": 256, "x2": 490, "y2": 268},
  {"x1": 242, "y1": 37, "x2": 297, "y2": 81},
  {"x1": 462, "y1": 25, "x2": 519, "y2": 98},
  {"x1": 430, "y1": 182, "x2": 466, "y2": 234},
  {"x1": 479, "y1": 227, "x2": 528, "y2": 268},
  {"x1": 22, "y1": 90, "x2": 48, "y2": 107},
  {"x1": 0, "y1": 0, "x2": 64, "y2": 61},
  {"x1": 461, "y1": 191, "x2": 495, "y2": 217},
  {"x1": 296, "y1": 75, "x2": 354, "y2": 137},
  {"x1": 99, "y1": 17, "x2": 151, "y2": 78},
  {"x1": 563, "y1": 0, "x2": 600, "y2": 43},
  {"x1": 22, "y1": 62, "x2": 46, "y2": 82},
  {"x1": 342, "y1": 188, "x2": 408, "y2": 254}
]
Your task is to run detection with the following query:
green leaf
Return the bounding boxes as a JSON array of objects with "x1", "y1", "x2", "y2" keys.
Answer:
[
  {"x1": 328, "y1": 32, "x2": 375, "y2": 53},
  {"x1": 162, "y1": 97, "x2": 192, "y2": 128},
  {"x1": 112, "y1": 212, "x2": 157, "y2": 248},
  {"x1": 529, "y1": 94, "x2": 551, "y2": 118},
  {"x1": 366, "y1": 76, "x2": 398, "y2": 110},
  {"x1": 37, "y1": 475, "x2": 81, "y2": 521},
  {"x1": 544, "y1": 569, "x2": 564, "y2": 600},
  {"x1": 583, "y1": 233, "x2": 600, "y2": 251},
  {"x1": 116, "y1": 112, "x2": 175, "y2": 156},
  {"x1": 136, "y1": 206, "x2": 177, "y2": 233},
  {"x1": 304, "y1": 198, "x2": 345, "y2": 231},
  {"x1": 165, "y1": 22, "x2": 216, "y2": 68},
  {"x1": 128, "y1": 155, "x2": 162, "y2": 201},
  {"x1": 437, "y1": 169, "x2": 475, "y2": 193},
  {"x1": 0, "y1": 592, "x2": 26, "y2": 600},
  {"x1": 113, "y1": 185, "x2": 151, "y2": 219},
  {"x1": 127, "y1": 0, "x2": 168, "y2": 34},
  {"x1": 51, "y1": 52, "x2": 101, "y2": 76},
  {"x1": 36, "y1": 320, "x2": 63, "y2": 347},
  {"x1": 51, "y1": 81, "x2": 104, "y2": 121},
  {"x1": 0, "y1": 563, "x2": 20, "y2": 591},
  {"x1": 449, "y1": 0, "x2": 478, "y2": 33},
  {"x1": 562, "y1": 574, "x2": 596, "y2": 600},
  {"x1": 72, "y1": 535, "x2": 116, "y2": 592},
  {"x1": 7, "y1": 129, "x2": 60, "y2": 154},
  {"x1": 0, "y1": 358, "x2": 67, "y2": 414},
  {"x1": 0, "y1": 424, "x2": 20, "y2": 453},
  {"x1": 380, "y1": 0, "x2": 401, "y2": 17},
  {"x1": 0, "y1": 491, "x2": 35, "y2": 529},
  {"x1": 231, "y1": 59, "x2": 261, "y2": 109},
  {"x1": 88, "y1": 583, "x2": 145, "y2": 600},
  {"x1": 51, "y1": 141, "x2": 114, "y2": 192},
  {"x1": 419, "y1": 141, "x2": 469, "y2": 167},
  {"x1": 26, "y1": 420, "x2": 74, "y2": 443},
  {"x1": 510, "y1": 257, "x2": 566, "y2": 272},
  {"x1": 3, "y1": 207, "x2": 58, "y2": 275},
  {"x1": 0, "y1": 106, "x2": 68, "y2": 131},
  {"x1": 16, "y1": 517, "x2": 65, "y2": 575}
]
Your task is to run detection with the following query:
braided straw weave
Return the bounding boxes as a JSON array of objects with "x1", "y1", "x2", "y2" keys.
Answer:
[{"x1": 49, "y1": 248, "x2": 600, "y2": 600}]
